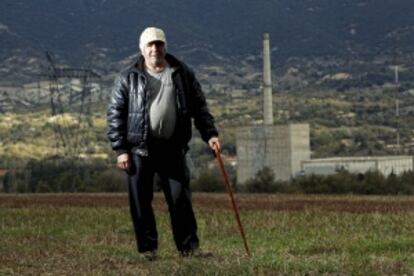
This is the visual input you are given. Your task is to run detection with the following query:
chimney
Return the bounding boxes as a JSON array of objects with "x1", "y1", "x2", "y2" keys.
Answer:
[{"x1": 263, "y1": 33, "x2": 274, "y2": 125}]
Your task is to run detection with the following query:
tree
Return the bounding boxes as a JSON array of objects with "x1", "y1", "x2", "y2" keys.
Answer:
[{"x1": 245, "y1": 167, "x2": 277, "y2": 193}]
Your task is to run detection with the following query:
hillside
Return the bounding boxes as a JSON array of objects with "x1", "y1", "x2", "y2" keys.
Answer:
[
  {"x1": 1, "y1": 0, "x2": 414, "y2": 82},
  {"x1": 1, "y1": 0, "x2": 414, "y2": 165},
  {"x1": 1, "y1": 86, "x2": 414, "y2": 166}
]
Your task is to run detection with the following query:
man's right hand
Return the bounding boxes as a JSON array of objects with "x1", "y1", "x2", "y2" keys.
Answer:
[{"x1": 117, "y1": 153, "x2": 130, "y2": 171}]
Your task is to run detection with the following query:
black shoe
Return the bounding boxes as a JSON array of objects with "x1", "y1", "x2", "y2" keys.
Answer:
[
  {"x1": 181, "y1": 248, "x2": 213, "y2": 258},
  {"x1": 140, "y1": 250, "x2": 157, "y2": 261}
]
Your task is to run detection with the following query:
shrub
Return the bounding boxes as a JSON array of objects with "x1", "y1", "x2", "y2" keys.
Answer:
[
  {"x1": 295, "y1": 174, "x2": 328, "y2": 194},
  {"x1": 90, "y1": 168, "x2": 126, "y2": 192},
  {"x1": 192, "y1": 169, "x2": 224, "y2": 192},
  {"x1": 244, "y1": 167, "x2": 279, "y2": 193},
  {"x1": 359, "y1": 170, "x2": 385, "y2": 194}
]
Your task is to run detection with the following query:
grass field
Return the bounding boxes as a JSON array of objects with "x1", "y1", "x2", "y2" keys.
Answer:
[{"x1": 1, "y1": 193, "x2": 413, "y2": 275}]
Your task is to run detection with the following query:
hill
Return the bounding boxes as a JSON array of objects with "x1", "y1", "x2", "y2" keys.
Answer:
[
  {"x1": 1, "y1": 0, "x2": 414, "y2": 163},
  {"x1": 1, "y1": 0, "x2": 414, "y2": 81}
]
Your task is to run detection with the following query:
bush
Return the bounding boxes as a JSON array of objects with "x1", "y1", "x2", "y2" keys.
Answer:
[
  {"x1": 192, "y1": 169, "x2": 224, "y2": 192},
  {"x1": 89, "y1": 168, "x2": 126, "y2": 192},
  {"x1": 295, "y1": 174, "x2": 329, "y2": 194},
  {"x1": 359, "y1": 170, "x2": 385, "y2": 194},
  {"x1": 244, "y1": 167, "x2": 279, "y2": 193}
]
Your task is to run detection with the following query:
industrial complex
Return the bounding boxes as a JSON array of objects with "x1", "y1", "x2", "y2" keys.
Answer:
[{"x1": 235, "y1": 33, "x2": 413, "y2": 185}]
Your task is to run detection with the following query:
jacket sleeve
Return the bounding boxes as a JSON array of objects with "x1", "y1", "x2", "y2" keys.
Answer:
[
  {"x1": 107, "y1": 74, "x2": 129, "y2": 155},
  {"x1": 187, "y1": 69, "x2": 219, "y2": 142}
]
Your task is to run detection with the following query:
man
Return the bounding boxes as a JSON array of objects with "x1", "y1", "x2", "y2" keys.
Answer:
[{"x1": 107, "y1": 27, "x2": 220, "y2": 260}]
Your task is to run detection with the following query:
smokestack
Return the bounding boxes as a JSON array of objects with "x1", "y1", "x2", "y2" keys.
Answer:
[{"x1": 263, "y1": 33, "x2": 274, "y2": 125}]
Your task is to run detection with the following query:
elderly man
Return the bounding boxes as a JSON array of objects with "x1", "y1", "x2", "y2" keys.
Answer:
[{"x1": 107, "y1": 27, "x2": 220, "y2": 260}]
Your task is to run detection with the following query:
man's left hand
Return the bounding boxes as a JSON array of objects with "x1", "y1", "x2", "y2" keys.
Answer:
[{"x1": 208, "y1": 136, "x2": 221, "y2": 153}]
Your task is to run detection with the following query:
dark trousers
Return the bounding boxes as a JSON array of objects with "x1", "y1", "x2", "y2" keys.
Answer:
[{"x1": 127, "y1": 144, "x2": 199, "y2": 253}]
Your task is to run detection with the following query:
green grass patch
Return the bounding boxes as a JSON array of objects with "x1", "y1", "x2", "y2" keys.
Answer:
[{"x1": 0, "y1": 196, "x2": 413, "y2": 275}]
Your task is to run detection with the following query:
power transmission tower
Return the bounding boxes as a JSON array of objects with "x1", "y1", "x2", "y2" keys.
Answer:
[
  {"x1": 43, "y1": 51, "x2": 101, "y2": 191},
  {"x1": 45, "y1": 51, "x2": 101, "y2": 156}
]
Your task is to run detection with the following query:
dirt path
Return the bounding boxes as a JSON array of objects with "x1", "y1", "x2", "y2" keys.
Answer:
[{"x1": 1, "y1": 193, "x2": 414, "y2": 213}]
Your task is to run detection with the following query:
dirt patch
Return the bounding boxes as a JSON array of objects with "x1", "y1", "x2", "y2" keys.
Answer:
[{"x1": 1, "y1": 193, "x2": 413, "y2": 213}]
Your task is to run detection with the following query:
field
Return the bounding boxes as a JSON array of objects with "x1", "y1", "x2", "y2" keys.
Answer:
[{"x1": 1, "y1": 193, "x2": 414, "y2": 275}]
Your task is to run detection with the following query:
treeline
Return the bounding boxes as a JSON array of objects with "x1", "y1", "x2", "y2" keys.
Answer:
[
  {"x1": 237, "y1": 167, "x2": 414, "y2": 195},
  {"x1": 2, "y1": 159, "x2": 414, "y2": 195},
  {"x1": 2, "y1": 157, "x2": 126, "y2": 193}
]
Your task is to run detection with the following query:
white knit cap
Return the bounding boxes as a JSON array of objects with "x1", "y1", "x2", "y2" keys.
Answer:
[{"x1": 139, "y1": 27, "x2": 167, "y2": 51}]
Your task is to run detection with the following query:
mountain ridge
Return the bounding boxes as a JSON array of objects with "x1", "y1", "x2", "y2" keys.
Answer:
[
  {"x1": 1, "y1": 0, "x2": 414, "y2": 90},
  {"x1": 2, "y1": 0, "x2": 414, "y2": 62}
]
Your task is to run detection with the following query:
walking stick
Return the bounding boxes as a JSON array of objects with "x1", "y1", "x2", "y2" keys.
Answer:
[{"x1": 213, "y1": 144, "x2": 250, "y2": 257}]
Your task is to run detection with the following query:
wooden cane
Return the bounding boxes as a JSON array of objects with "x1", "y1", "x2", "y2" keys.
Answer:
[{"x1": 213, "y1": 144, "x2": 250, "y2": 257}]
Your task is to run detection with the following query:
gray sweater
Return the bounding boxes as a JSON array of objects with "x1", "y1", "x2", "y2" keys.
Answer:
[{"x1": 146, "y1": 65, "x2": 177, "y2": 139}]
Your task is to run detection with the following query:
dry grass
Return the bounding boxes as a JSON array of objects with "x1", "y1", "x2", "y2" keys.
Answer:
[{"x1": 1, "y1": 193, "x2": 413, "y2": 275}]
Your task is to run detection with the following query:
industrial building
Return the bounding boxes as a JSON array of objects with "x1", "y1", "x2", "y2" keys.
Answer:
[
  {"x1": 302, "y1": 156, "x2": 413, "y2": 176},
  {"x1": 237, "y1": 124, "x2": 310, "y2": 183}
]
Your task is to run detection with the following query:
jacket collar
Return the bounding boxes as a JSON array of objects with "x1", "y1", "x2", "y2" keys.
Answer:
[{"x1": 133, "y1": 53, "x2": 182, "y2": 73}]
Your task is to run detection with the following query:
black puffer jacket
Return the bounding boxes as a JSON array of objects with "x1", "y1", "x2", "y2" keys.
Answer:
[{"x1": 107, "y1": 54, "x2": 218, "y2": 156}]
